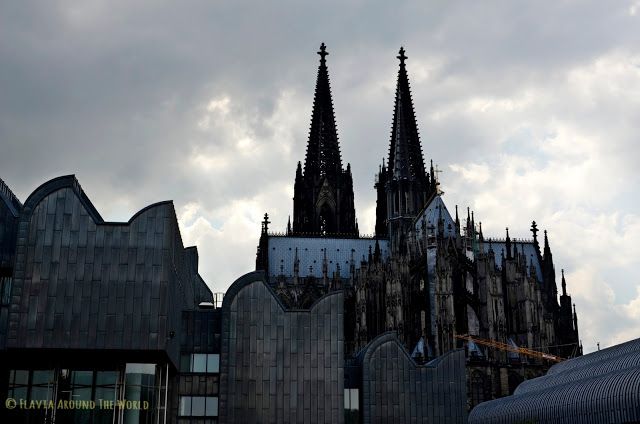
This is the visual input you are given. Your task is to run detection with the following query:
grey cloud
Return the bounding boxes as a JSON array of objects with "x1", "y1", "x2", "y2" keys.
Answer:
[{"x1": 1, "y1": 0, "x2": 639, "y2": 352}]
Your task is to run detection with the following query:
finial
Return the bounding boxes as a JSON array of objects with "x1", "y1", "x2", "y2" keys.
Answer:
[
  {"x1": 397, "y1": 46, "x2": 407, "y2": 65},
  {"x1": 506, "y1": 227, "x2": 509, "y2": 238},
  {"x1": 261, "y1": 212, "x2": 271, "y2": 234},
  {"x1": 318, "y1": 43, "x2": 328, "y2": 65}
]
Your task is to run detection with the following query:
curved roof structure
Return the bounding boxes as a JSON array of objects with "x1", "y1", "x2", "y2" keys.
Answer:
[
  {"x1": 469, "y1": 337, "x2": 640, "y2": 424},
  {"x1": 3, "y1": 175, "x2": 213, "y2": 363}
]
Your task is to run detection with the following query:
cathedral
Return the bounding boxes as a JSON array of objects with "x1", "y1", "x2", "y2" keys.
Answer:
[{"x1": 255, "y1": 43, "x2": 581, "y2": 408}]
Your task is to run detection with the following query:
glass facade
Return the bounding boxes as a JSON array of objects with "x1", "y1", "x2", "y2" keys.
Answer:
[{"x1": 5, "y1": 364, "x2": 169, "y2": 424}]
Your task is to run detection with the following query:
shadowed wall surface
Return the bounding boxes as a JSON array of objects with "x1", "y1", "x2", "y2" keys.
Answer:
[
  {"x1": 220, "y1": 272, "x2": 344, "y2": 424},
  {"x1": 5, "y1": 175, "x2": 209, "y2": 368},
  {"x1": 360, "y1": 332, "x2": 467, "y2": 424}
]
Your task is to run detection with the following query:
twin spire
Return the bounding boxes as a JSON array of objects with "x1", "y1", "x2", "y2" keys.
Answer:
[
  {"x1": 388, "y1": 46, "x2": 427, "y2": 183},
  {"x1": 303, "y1": 42, "x2": 342, "y2": 183},
  {"x1": 295, "y1": 43, "x2": 430, "y2": 237},
  {"x1": 304, "y1": 43, "x2": 427, "y2": 185}
]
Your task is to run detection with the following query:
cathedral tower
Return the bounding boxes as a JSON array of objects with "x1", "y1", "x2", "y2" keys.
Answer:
[
  {"x1": 375, "y1": 47, "x2": 436, "y2": 249},
  {"x1": 292, "y1": 43, "x2": 358, "y2": 236}
]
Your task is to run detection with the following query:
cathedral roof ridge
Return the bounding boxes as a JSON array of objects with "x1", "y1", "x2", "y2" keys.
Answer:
[
  {"x1": 411, "y1": 191, "x2": 441, "y2": 225},
  {"x1": 267, "y1": 231, "x2": 379, "y2": 240},
  {"x1": 484, "y1": 236, "x2": 534, "y2": 243}
]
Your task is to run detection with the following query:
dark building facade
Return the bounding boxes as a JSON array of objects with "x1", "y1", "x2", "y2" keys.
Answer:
[
  {"x1": 219, "y1": 272, "x2": 344, "y2": 423},
  {"x1": 218, "y1": 271, "x2": 467, "y2": 424},
  {"x1": 255, "y1": 44, "x2": 582, "y2": 410},
  {"x1": 0, "y1": 175, "x2": 467, "y2": 423},
  {"x1": 359, "y1": 332, "x2": 466, "y2": 424},
  {"x1": 0, "y1": 175, "x2": 220, "y2": 424}
]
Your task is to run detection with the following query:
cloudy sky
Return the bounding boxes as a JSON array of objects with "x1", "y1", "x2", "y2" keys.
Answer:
[{"x1": 1, "y1": 1, "x2": 639, "y2": 353}]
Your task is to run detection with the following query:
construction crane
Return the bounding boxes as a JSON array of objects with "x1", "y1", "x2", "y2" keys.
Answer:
[{"x1": 455, "y1": 334, "x2": 565, "y2": 363}]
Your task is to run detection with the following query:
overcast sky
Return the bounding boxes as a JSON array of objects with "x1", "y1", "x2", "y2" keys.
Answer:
[{"x1": 1, "y1": 1, "x2": 639, "y2": 354}]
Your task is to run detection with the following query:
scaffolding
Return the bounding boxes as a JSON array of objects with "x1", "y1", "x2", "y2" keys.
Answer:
[{"x1": 455, "y1": 334, "x2": 565, "y2": 363}]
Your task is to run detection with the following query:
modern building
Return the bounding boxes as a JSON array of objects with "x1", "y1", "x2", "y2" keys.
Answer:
[
  {"x1": 255, "y1": 44, "x2": 582, "y2": 408},
  {"x1": 468, "y1": 337, "x2": 640, "y2": 423},
  {"x1": 0, "y1": 174, "x2": 467, "y2": 423},
  {"x1": 0, "y1": 175, "x2": 221, "y2": 424}
]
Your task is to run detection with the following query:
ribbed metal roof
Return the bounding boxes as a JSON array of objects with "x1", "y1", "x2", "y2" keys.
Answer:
[
  {"x1": 480, "y1": 240, "x2": 543, "y2": 282},
  {"x1": 469, "y1": 337, "x2": 640, "y2": 424},
  {"x1": 414, "y1": 195, "x2": 456, "y2": 238},
  {"x1": 267, "y1": 236, "x2": 390, "y2": 279}
]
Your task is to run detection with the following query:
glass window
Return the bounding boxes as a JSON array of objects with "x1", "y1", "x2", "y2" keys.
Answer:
[
  {"x1": 10, "y1": 369, "x2": 29, "y2": 385},
  {"x1": 206, "y1": 354, "x2": 220, "y2": 373},
  {"x1": 124, "y1": 364, "x2": 158, "y2": 424},
  {"x1": 179, "y1": 396, "x2": 191, "y2": 416},
  {"x1": 180, "y1": 354, "x2": 190, "y2": 372},
  {"x1": 350, "y1": 389, "x2": 359, "y2": 410},
  {"x1": 191, "y1": 354, "x2": 207, "y2": 373},
  {"x1": 94, "y1": 371, "x2": 118, "y2": 424},
  {"x1": 191, "y1": 396, "x2": 205, "y2": 416},
  {"x1": 344, "y1": 389, "x2": 359, "y2": 411},
  {"x1": 31, "y1": 370, "x2": 55, "y2": 401},
  {"x1": 206, "y1": 397, "x2": 219, "y2": 417},
  {"x1": 8, "y1": 369, "x2": 29, "y2": 400},
  {"x1": 70, "y1": 370, "x2": 93, "y2": 401},
  {"x1": 1, "y1": 276, "x2": 12, "y2": 305},
  {"x1": 94, "y1": 371, "x2": 118, "y2": 402},
  {"x1": 183, "y1": 353, "x2": 220, "y2": 374},
  {"x1": 125, "y1": 363, "x2": 156, "y2": 375},
  {"x1": 179, "y1": 397, "x2": 219, "y2": 417}
]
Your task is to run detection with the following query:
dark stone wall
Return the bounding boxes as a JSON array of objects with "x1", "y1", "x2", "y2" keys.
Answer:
[
  {"x1": 180, "y1": 309, "x2": 222, "y2": 353},
  {"x1": 0, "y1": 187, "x2": 19, "y2": 349},
  {"x1": 0, "y1": 194, "x2": 19, "y2": 270},
  {"x1": 5, "y1": 175, "x2": 208, "y2": 368},
  {"x1": 220, "y1": 272, "x2": 344, "y2": 424},
  {"x1": 360, "y1": 332, "x2": 467, "y2": 424}
]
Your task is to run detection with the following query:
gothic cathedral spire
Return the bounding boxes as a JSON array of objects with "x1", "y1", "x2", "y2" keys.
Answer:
[
  {"x1": 387, "y1": 47, "x2": 427, "y2": 183},
  {"x1": 303, "y1": 42, "x2": 342, "y2": 181},
  {"x1": 375, "y1": 47, "x2": 435, "y2": 248},
  {"x1": 292, "y1": 43, "x2": 357, "y2": 236}
]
